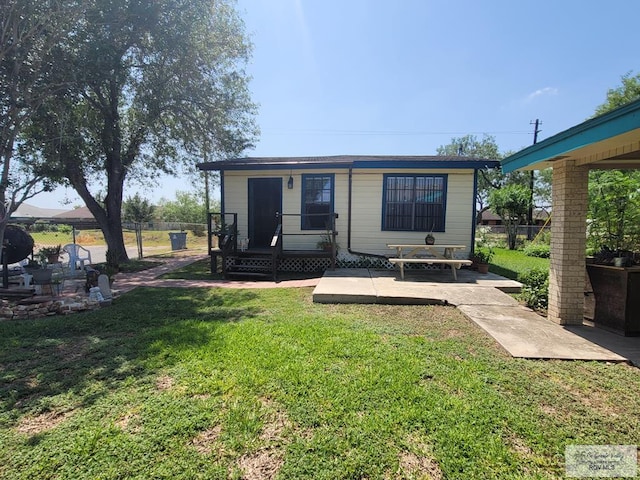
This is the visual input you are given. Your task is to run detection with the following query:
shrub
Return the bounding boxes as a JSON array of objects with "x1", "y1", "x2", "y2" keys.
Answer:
[
  {"x1": 518, "y1": 267, "x2": 549, "y2": 310},
  {"x1": 31, "y1": 221, "x2": 54, "y2": 233},
  {"x1": 191, "y1": 224, "x2": 206, "y2": 237},
  {"x1": 522, "y1": 242, "x2": 550, "y2": 258},
  {"x1": 472, "y1": 247, "x2": 494, "y2": 264}
]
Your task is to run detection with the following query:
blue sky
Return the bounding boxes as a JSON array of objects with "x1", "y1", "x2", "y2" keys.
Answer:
[{"x1": 30, "y1": 0, "x2": 639, "y2": 208}]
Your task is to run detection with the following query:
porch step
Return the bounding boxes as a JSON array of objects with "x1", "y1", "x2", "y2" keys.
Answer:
[
  {"x1": 225, "y1": 255, "x2": 277, "y2": 280},
  {"x1": 225, "y1": 270, "x2": 274, "y2": 280},
  {"x1": 227, "y1": 264, "x2": 272, "y2": 273}
]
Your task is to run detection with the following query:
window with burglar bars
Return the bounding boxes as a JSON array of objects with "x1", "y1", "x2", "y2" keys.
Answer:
[
  {"x1": 302, "y1": 174, "x2": 334, "y2": 229},
  {"x1": 382, "y1": 174, "x2": 447, "y2": 231}
]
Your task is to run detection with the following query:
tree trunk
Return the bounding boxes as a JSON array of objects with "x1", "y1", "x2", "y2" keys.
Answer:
[
  {"x1": 506, "y1": 220, "x2": 517, "y2": 250},
  {"x1": 67, "y1": 167, "x2": 130, "y2": 266},
  {"x1": 0, "y1": 220, "x2": 8, "y2": 288}
]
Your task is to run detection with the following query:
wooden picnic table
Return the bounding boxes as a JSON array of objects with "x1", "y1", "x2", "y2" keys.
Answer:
[{"x1": 387, "y1": 244, "x2": 471, "y2": 280}]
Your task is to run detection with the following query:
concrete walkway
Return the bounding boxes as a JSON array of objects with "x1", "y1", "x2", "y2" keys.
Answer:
[
  {"x1": 312, "y1": 268, "x2": 637, "y2": 365},
  {"x1": 111, "y1": 254, "x2": 321, "y2": 295}
]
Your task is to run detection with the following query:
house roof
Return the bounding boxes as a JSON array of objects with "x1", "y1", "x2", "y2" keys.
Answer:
[
  {"x1": 52, "y1": 206, "x2": 94, "y2": 220},
  {"x1": 11, "y1": 203, "x2": 67, "y2": 219},
  {"x1": 198, "y1": 155, "x2": 500, "y2": 171},
  {"x1": 501, "y1": 98, "x2": 640, "y2": 173},
  {"x1": 47, "y1": 206, "x2": 99, "y2": 228}
]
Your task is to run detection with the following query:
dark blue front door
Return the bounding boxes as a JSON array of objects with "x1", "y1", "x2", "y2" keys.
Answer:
[{"x1": 248, "y1": 178, "x2": 282, "y2": 248}]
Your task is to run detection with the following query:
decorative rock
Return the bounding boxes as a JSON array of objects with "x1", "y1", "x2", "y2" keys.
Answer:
[
  {"x1": 98, "y1": 275, "x2": 112, "y2": 301},
  {"x1": 0, "y1": 291, "x2": 110, "y2": 321},
  {"x1": 89, "y1": 287, "x2": 104, "y2": 302}
]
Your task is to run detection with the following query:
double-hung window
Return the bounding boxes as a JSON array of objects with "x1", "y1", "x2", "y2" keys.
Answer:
[
  {"x1": 382, "y1": 174, "x2": 447, "y2": 231},
  {"x1": 301, "y1": 174, "x2": 334, "y2": 229}
]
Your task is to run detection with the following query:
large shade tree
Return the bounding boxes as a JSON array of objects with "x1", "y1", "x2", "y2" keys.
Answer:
[
  {"x1": 436, "y1": 134, "x2": 546, "y2": 223},
  {"x1": 28, "y1": 0, "x2": 257, "y2": 263},
  {"x1": 0, "y1": 0, "x2": 77, "y2": 252}
]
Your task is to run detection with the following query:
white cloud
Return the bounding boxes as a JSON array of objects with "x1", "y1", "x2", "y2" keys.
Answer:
[{"x1": 524, "y1": 87, "x2": 559, "y2": 103}]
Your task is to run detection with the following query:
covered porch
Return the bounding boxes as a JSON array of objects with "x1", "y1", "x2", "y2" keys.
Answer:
[{"x1": 501, "y1": 98, "x2": 640, "y2": 327}]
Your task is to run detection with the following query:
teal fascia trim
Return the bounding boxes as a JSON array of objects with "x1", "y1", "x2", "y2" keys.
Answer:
[{"x1": 501, "y1": 98, "x2": 640, "y2": 173}]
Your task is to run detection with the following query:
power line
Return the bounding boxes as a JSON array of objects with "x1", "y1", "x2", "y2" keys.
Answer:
[{"x1": 261, "y1": 129, "x2": 532, "y2": 137}]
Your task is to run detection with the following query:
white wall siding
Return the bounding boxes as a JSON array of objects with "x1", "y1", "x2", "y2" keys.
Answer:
[
  {"x1": 223, "y1": 168, "x2": 475, "y2": 257},
  {"x1": 347, "y1": 169, "x2": 475, "y2": 257},
  {"x1": 223, "y1": 169, "x2": 349, "y2": 251}
]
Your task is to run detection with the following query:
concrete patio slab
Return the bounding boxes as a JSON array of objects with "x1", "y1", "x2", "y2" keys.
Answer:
[
  {"x1": 312, "y1": 268, "x2": 378, "y2": 304},
  {"x1": 368, "y1": 272, "x2": 520, "y2": 306},
  {"x1": 458, "y1": 304, "x2": 627, "y2": 362},
  {"x1": 312, "y1": 268, "x2": 523, "y2": 305},
  {"x1": 565, "y1": 325, "x2": 640, "y2": 366}
]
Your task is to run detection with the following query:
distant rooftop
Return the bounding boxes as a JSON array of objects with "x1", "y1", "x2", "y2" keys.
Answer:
[
  {"x1": 11, "y1": 203, "x2": 67, "y2": 219},
  {"x1": 52, "y1": 206, "x2": 94, "y2": 220}
]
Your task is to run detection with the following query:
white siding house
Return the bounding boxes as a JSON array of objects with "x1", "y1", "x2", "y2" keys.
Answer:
[{"x1": 198, "y1": 156, "x2": 499, "y2": 272}]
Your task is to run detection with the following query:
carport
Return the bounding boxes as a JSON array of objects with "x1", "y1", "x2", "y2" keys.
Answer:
[{"x1": 501, "y1": 99, "x2": 640, "y2": 325}]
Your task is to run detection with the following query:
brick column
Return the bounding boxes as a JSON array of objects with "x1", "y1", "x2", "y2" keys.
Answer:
[{"x1": 548, "y1": 159, "x2": 589, "y2": 325}]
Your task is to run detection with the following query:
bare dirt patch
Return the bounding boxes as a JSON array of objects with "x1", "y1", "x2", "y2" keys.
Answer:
[
  {"x1": 156, "y1": 375, "x2": 174, "y2": 391},
  {"x1": 397, "y1": 451, "x2": 443, "y2": 479},
  {"x1": 115, "y1": 411, "x2": 142, "y2": 433},
  {"x1": 237, "y1": 448, "x2": 284, "y2": 480},
  {"x1": 259, "y1": 398, "x2": 290, "y2": 443},
  {"x1": 15, "y1": 410, "x2": 73, "y2": 435},
  {"x1": 191, "y1": 425, "x2": 222, "y2": 455},
  {"x1": 506, "y1": 431, "x2": 534, "y2": 457},
  {"x1": 397, "y1": 435, "x2": 443, "y2": 480},
  {"x1": 56, "y1": 338, "x2": 90, "y2": 362}
]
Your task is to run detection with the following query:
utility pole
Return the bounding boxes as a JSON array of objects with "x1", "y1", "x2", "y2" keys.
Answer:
[{"x1": 527, "y1": 119, "x2": 541, "y2": 239}]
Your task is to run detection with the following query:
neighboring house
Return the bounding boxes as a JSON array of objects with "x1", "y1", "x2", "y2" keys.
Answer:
[
  {"x1": 198, "y1": 155, "x2": 499, "y2": 274},
  {"x1": 51, "y1": 206, "x2": 98, "y2": 229},
  {"x1": 11, "y1": 203, "x2": 67, "y2": 222},
  {"x1": 479, "y1": 209, "x2": 550, "y2": 226},
  {"x1": 9, "y1": 203, "x2": 97, "y2": 229}
]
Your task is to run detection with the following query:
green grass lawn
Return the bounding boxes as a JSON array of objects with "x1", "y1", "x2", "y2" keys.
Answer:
[
  {"x1": 1, "y1": 288, "x2": 638, "y2": 479},
  {"x1": 490, "y1": 247, "x2": 550, "y2": 280}
]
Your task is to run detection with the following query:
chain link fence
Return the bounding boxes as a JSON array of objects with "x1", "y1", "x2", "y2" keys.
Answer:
[
  {"x1": 9, "y1": 220, "x2": 208, "y2": 265},
  {"x1": 477, "y1": 224, "x2": 551, "y2": 248}
]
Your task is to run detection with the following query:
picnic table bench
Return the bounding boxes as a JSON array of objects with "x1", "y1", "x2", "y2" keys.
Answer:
[{"x1": 387, "y1": 244, "x2": 472, "y2": 280}]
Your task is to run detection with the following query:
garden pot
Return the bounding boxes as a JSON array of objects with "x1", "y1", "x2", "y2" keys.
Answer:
[
  {"x1": 425, "y1": 234, "x2": 435, "y2": 245},
  {"x1": 477, "y1": 263, "x2": 489, "y2": 274}
]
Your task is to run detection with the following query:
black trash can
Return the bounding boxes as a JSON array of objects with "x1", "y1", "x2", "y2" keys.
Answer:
[{"x1": 169, "y1": 232, "x2": 187, "y2": 250}]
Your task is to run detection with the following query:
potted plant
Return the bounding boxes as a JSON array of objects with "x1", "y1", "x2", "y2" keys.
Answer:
[
  {"x1": 39, "y1": 245, "x2": 61, "y2": 264},
  {"x1": 23, "y1": 258, "x2": 42, "y2": 272},
  {"x1": 424, "y1": 233, "x2": 435, "y2": 245},
  {"x1": 471, "y1": 248, "x2": 493, "y2": 274},
  {"x1": 316, "y1": 230, "x2": 338, "y2": 253},
  {"x1": 23, "y1": 257, "x2": 53, "y2": 287},
  {"x1": 425, "y1": 222, "x2": 436, "y2": 245}
]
